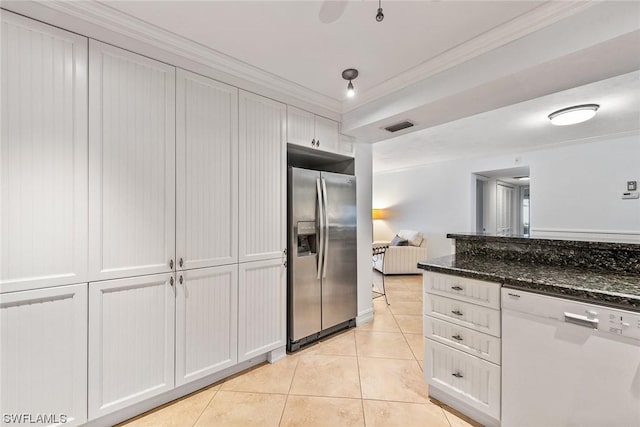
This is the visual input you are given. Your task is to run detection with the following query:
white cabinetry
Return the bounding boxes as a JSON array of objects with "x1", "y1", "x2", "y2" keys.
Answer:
[
  {"x1": 238, "y1": 258, "x2": 286, "y2": 362},
  {"x1": 176, "y1": 69, "x2": 238, "y2": 270},
  {"x1": 423, "y1": 272, "x2": 501, "y2": 426},
  {"x1": 88, "y1": 273, "x2": 175, "y2": 419},
  {"x1": 286, "y1": 106, "x2": 340, "y2": 154},
  {"x1": 1, "y1": 12, "x2": 88, "y2": 293},
  {"x1": 175, "y1": 265, "x2": 238, "y2": 386},
  {"x1": 1, "y1": 284, "x2": 88, "y2": 426},
  {"x1": 239, "y1": 90, "x2": 286, "y2": 263},
  {"x1": 89, "y1": 40, "x2": 176, "y2": 281}
]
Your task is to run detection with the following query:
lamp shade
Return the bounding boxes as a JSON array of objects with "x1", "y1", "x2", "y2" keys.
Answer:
[{"x1": 372, "y1": 209, "x2": 386, "y2": 220}]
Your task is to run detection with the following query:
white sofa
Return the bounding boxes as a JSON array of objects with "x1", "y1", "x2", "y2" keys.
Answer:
[{"x1": 373, "y1": 230, "x2": 427, "y2": 275}]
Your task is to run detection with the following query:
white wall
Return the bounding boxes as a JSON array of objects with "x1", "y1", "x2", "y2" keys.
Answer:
[
  {"x1": 373, "y1": 132, "x2": 640, "y2": 259},
  {"x1": 355, "y1": 143, "x2": 374, "y2": 324}
]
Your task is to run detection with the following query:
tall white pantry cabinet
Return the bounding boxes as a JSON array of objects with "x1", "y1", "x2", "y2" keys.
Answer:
[{"x1": 1, "y1": 10, "x2": 287, "y2": 425}]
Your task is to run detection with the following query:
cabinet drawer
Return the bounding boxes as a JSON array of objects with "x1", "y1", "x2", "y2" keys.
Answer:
[
  {"x1": 424, "y1": 272, "x2": 500, "y2": 309},
  {"x1": 425, "y1": 338, "x2": 500, "y2": 421},
  {"x1": 424, "y1": 294, "x2": 501, "y2": 337},
  {"x1": 424, "y1": 316, "x2": 501, "y2": 364}
]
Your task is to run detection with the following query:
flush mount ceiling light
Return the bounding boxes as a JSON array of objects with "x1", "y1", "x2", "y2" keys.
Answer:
[
  {"x1": 548, "y1": 104, "x2": 599, "y2": 126},
  {"x1": 342, "y1": 68, "x2": 359, "y2": 98},
  {"x1": 514, "y1": 176, "x2": 530, "y2": 181}
]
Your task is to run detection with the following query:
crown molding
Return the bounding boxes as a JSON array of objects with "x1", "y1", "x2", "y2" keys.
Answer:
[
  {"x1": 344, "y1": 0, "x2": 596, "y2": 112},
  {"x1": 32, "y1": 0, "x2": 343, "y2": 113}
]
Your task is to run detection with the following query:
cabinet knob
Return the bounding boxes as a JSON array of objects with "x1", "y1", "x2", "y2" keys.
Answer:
[
  {"x1": 451, "y1": 334, "x2": 463, "y2": 341},
  {"x1": 451, "y1": 286, "x2": 464, "y2": 291},
  {"x1": 170, "y1": 276, "x2": 174, "y2": 287},
  {"x1": 169, "y1": 259, "x2": 174, "y2": 269},
  {"x1": 179, "y1": 258, "x2": 184, "y2": 268},
  {"x1": 451, "y1": 310, "x2": 463, "y2": 316},
  {"x1": 179, "y1": 275, "x2": 183, "y2": 285},
  {"x1": 451, "y1": 372, "x2": 464, "y2": 378}
]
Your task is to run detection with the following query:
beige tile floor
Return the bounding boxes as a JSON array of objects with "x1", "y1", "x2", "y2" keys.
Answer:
[{"x1": 119, "y1": 274, "x2": 482, "y2": 427}]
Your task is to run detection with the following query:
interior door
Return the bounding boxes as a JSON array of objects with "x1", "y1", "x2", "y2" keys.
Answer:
[
  {"x1": 320, "y1": 171, "x2": 357, "y2": 329},
  {"x1": 496, "y1": 182, "x2": 515, "y2": 235}
]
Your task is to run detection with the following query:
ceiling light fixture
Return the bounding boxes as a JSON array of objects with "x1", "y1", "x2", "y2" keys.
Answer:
[
  {"x1": 515, "y1": 176, "x2": 530, "y2": 181},
  {"x1": 342, "y1": 68, "x2": 359, "y2": 98},
  {"x1": 376, "y1": 0, "x2": 384, "y2": 22},
  {"x1": 548, "y1": 104, "x2": 599, "y2": 126}
]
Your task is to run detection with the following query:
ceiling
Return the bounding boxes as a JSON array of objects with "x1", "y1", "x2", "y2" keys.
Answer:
[
  {"x1": 372, "y1": 70, "x2": 640, "y2": 173},
  {"x1": 14, "y1": 0, "x2": 636, "y2": 174},
  {"x1": 103, "y1": 0, "x2": 544, "y2": 103}
]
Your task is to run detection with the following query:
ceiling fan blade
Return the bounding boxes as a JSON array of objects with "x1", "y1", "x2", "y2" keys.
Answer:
[{"x1": 318, "y1": 0, "x2": 348, "y2": 24}]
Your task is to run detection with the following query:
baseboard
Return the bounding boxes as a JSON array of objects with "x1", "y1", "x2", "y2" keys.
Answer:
[
  {"x1": 267, "y1": 346, "x2": 287, "y2": 363},
  {"x1": 356, "y1": 308, "x2": 374, "y2": 326},
  {"x1": 429, "y1": 385, "x2": 500, "y2": 427},
  {"x1": 84, "y1": 355, "x2": 268, "y2": 426}
]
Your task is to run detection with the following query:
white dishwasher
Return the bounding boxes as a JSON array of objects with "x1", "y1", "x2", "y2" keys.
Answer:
[{"x1": 502, "y1": 288, "x2": 640, "y2": 427}]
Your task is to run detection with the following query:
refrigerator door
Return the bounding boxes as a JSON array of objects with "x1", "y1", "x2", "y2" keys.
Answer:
[
  {"x1": 289, "y1": 167, "x2": 322, "y2": 341},
  {"x1": 320, "y1": 171, "x2": 357, "y2": 329}
]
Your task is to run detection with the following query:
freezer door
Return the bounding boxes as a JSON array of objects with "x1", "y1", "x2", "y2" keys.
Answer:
[
  {"x1": 289, "y1": 167, "x2": 322, "y2": 341},
  {"x1": 320, "y1": 171, "x2": 357, "y2": 329}
]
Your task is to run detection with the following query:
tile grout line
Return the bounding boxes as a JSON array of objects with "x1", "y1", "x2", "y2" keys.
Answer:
[
  {"x1": 354, "y1": 330, "x2": 368, "y2": 427},
  {"x1": 190, "y1": 386, "x2": 219, "y2": 427}
]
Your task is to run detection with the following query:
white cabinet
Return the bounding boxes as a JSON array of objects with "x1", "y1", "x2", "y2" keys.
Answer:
[
  {"x1": 176, "y1": 69, "x2": 238, "y2": 270},
  {"x1": 1, "y1": 284, "x2": 88, "y2": 426},
  {"x1": 175, "y1": 265, "x2": 238, "y2": 386},
  {"x1": 238, "y1": 258, "x2": 286, "y2": 362},
  {"x1": 0, "y1": 11, "x2": 88, "y2": 293},
  {"x1": 425, "y1": 339, "x2": 501, "y2": 420},
  {"x1": 287, "y1": 105, "x2": 339, "y2": 154},
  {"x1": 88, "y1": 273, "x2": 175, "y2": 419},
  {"x1": 88, "y1": 40, "x2": 176, "y2": 281},
  {"x1": 423, "y1": 272, "x2": 502, "y2": 426},
  {"x1": 238, "y1": 90, "x2": 286, "y2": 263}
]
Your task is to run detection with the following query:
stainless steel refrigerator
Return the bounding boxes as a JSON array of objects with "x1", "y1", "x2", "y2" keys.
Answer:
[{"x1": 287, "y1": 167, "x2": 357, "y2": 351}]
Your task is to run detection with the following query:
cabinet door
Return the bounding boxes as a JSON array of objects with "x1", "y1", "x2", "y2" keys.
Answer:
[
  {"x1": 238, "y1": 90, "x2": 286, "y2": 263},
  {"x1": 1, "y1": 12, "x2": 88, "y2": 293},
  {"x1": 175, "y1": 265, "x2": 238, "y2": 386},
  {"x1": 88, "y1": 273, "x2": 175, "y2": 419},
  {"x1": 238, "y1": 258, "x2": 286, "y2": 362},
  {"x1": 425, "y1": 338, "x2": 501, "y2": 420},
  {"x1": 176, "y1": 69, "x2": 238, "y2": 270},
  {"x1": 89, "y1": 40, "x2": 176, "y2": 281},
  {"x1": 314, "y1": 116, "x2": 339, "y2": 153},
  {"x1": 1, "y1": 284, "x2": 88, "y2": 426},
  {"x1": 286, "y1": 105, "x2": 315, "y2": 148}
]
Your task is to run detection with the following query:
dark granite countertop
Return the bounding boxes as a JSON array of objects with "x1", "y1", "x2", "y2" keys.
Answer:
[
  {"x1": 447, "y1": 232, "x2": 640, "y2": 252},
  {"x1": 418, "y1": 254, "x2": 640, "y2": 312}
]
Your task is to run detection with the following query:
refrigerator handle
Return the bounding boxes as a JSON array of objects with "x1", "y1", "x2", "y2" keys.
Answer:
[
  {"x1": 316, "y1": 178, "x2": 324, "y2": 280},
  {"x1": 321, "y1": 178, "x2": 329, "y2": 279}
]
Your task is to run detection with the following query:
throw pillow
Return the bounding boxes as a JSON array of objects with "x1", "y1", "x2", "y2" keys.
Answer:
[
  {"x1": 398, "y1": 229, "x2": 424, "y2": 247},
  {"x1": 390, "y1": 235, "x2": 408, "y2": 246}
]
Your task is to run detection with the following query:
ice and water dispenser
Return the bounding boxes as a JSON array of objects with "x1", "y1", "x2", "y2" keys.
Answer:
[{"x1": 296, "y1": 221, "x2": 317, "y2": 256}]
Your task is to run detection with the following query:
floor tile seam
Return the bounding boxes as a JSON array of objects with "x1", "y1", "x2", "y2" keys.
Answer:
[
  {"x1": 286, "y1": 391, "x2": 363, "y2": 399},
  {"x1": 214, "y1": 389, "x2": 289, "y2": 397},
  {"x1": 361, "y1": 397, "x2": 442, "y2": 407},
  {"x1": 285, "y1": 355, "x2": 301, "y2": 396},
  {"x1": 355, "y1": 353, "x2": 415, "y2": 360},
  {"x1": 191, "y1": 388, "x2": 219, "y2": 427},
  {"x1": 277, "y1": 394, "x2": 291, "y2": 427},
  {"x1": 387, "y1": 303, "x2": 422, "y2": 362}
]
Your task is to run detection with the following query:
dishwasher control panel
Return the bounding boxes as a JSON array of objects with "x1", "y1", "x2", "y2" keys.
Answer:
[{"x1": 502, "y1": 288, "x2": 640, "y2": 341}]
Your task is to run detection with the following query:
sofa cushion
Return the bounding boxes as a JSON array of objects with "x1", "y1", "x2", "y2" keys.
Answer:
[
  {"x1": 390, "y1": 235, "x2": 408, "y2": 246},
  {"x1": 398, "y1": 229, "x2": 423, "y2": 247}
]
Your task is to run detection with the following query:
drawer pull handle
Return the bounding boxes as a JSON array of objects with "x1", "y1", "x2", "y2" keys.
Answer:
[
  {"x1": 451, "y1": 334, "x2": 463, "y2": 341},
  {"x1": 452, "y1": 372, "x2": 464, "y2": 378},
  {"x1": 451, "y1": 310, "x2": 463, "y2": 316},
  {"x1": 451, "y1": 286, "x2": 464, "y2": 291}
]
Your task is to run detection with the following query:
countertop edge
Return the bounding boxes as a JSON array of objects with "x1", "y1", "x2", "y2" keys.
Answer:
[{"x1": 418, "y1": 262, "x2": 640, "y2": 313}]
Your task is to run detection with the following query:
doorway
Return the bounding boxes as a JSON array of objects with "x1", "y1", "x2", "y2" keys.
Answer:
[{"x1": 474, "y1": 166, "x2": 530, "y2": 236}]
